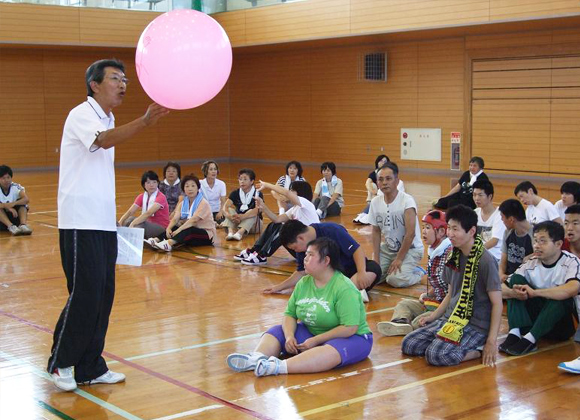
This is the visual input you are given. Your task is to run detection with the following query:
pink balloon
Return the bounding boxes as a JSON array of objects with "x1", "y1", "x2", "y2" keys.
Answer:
[{"x1": 136, "y1": 10, "x2": 232, "y2": 110}]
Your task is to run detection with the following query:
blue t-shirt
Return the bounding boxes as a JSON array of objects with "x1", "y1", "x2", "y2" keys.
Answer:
[{"x1": 295, "y1": 223, "x2": 360, "y2": 272}]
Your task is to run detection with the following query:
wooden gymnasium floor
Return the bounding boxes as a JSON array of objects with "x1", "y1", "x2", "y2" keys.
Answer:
[{"x1": 1, "y1": 162, "x2": 580, "y2": 420}]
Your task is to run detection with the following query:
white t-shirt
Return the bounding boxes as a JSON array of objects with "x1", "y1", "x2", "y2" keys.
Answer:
[
  {"x1": 0, "y1": 182, "x2": 24, "y2": 204},
  {"x1": 284, "y1": 196, "x2": 320, "y2": 225},
  {"x1": 516, "y1": 251, "x2": 580, "y2": 293},
  {"x1": 314, "y1": 178, "x2": 344, "y2": 207},
  {"x1": 58, "y1": 97, "x2": 116, "y2": 231},
  {"x1": 475, "y1": 207, "x2": 505, "y2": 262},
  {"x1": 526, "y1": 198, "x2": 561, "y2": 225},
  {"x1": 200, "y1": 178, "x2": 226, "y2": 213},
  {"x1": 554, "y1": 199, "x2": 567, "y2": 221},
  {"x1": 368, "y1": 191, "x2": 424, "y2": 253}
]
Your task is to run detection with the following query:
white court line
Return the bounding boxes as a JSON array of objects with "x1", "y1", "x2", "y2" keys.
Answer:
[
  {"x1": 0, "y1": 350, "x2": 143, "y2": 420},
  {"x1": 28, "y1": 210, "x2": 58, "y2": 215},
  {"x1": 107, "y1": 332, "x2": 263, "y2": 364},
  {"x1": 152, "y1": 404, "x2": 224, "y2": 420},
  {"x1": 366, "y1": 306, "x2": 396, "y2": 315}
]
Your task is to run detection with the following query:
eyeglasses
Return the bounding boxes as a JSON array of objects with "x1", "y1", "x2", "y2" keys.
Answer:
[{"x1": 108, "y1": 75, "x2": 129, "y2": 85}]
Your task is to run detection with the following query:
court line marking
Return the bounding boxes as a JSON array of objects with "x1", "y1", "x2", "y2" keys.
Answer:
[
  {"x1": 0, "y1": 310, "x2": 273, "y2": 420},
  {"x1": 0, "y1": 350, "x2": 143, "y2": 420},
  {"x1": 107, "y1": 332, "x2": 263, "y2": 364},
  {"x1": 297, "y1": 341, "x2": 571, "y2": 417},
  {"x1": 234, "y1": 359, "x2": 413, "y2": 403},
  {"x1": 157, "y1": 359, "x2": 414, "y2": 419},
  {"x1": 151, "y1": 405, "x2": 225, "y2": 420}
]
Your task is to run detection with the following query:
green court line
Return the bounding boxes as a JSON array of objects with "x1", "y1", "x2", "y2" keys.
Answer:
[{"x1": 36, "y1": 400, "x2": 76, "y2": 420}]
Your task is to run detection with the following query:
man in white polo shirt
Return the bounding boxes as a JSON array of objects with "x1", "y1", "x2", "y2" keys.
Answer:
[{"x1": 47, "y1": 59, "x2": 168, "y2": 391}]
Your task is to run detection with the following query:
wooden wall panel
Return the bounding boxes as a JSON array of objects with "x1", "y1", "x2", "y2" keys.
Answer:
[
  {"x1": 490, "y1": 0, "x2": 580, "y2": 21},
  {"x1": 0, "y1": 3, "x2": 80, "y2": 45},
  {"x1": 550, "y1": 99, "x2": 580, "y2": 175},
  {"x1": 229, "y1": 52, "x2": 312, "y2": 162},
  {"x1": 0, "y1": 49, "x2": 48, "y2": 167},
  {"x1": 0, "y1": 47, "x2": 229, "y2": 169},
  {"x1": 79, "y1": 9, "x2": 156, "y2": 47},
  {"x1": 229, "y1": 38, "x2": 465, "y2": 171},
  {"x1": 472, "y1": 100, "x2": 551, "y2": 173},
  {"x1": 351, "y1": 0, "x2": 490, "y2": 33},
  {"x1": 212, "y1": 10, "x2": 247, "y2": 46},
  {"x1": 244, "y1": 0, "x2": 350, "y2": 44}
]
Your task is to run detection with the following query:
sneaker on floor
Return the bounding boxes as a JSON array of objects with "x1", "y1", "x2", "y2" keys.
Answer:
[
  {"x1": 226, "y1": 233, "x2": 235, "y2": 241},
  {"x1": 558, "y1": 357, "x2": 580, "y2": 374},
  {"x1": 154, "y1": 240, "x2": 173, "y2": 252},
  {"x1": 227, "y1": 353, "x2": 267, "y2": 372},
  {"x1": 51, "y1": 367, "x2": 77, "y2": 392},
  {"x1": 234, "y1": 248, "x2": 253, "y2": 261},
  {"x1": 377, "y1": 321, "x2": 413, "y2": 337},
  {"x1": 8, "y1": 225, "x2": 21, "y2": 236},
  {"x1": 18, "y1": 224, "x2": 32, "y2": 235},
  {"x1": 498, "y1": 333, "x2": 521, "y2": 353},
  {"x1": 360, "y1": 289, "x2": 369, "y2": 303},
  {"x1": 255, "y1": 356, "x2": 282, "y2": 377},
  {"x1": 144, "y1": 237, "x2": 159, "y2": 247},
  {"x1": 241, "y1": 252, "x2": 267, "y2": 266},
  {"x1": 232, "y1": 232, "x2": 243, "y2": 241},
  {"x1": 80, "y1": 370, "x2": 126, "y2": 385},
  {"x1": 505, "y1": 337, "x2": 537, "y2": 356}
]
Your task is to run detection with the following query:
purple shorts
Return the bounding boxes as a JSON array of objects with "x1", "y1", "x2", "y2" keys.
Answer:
[{"x1": 265, "y1": 323, "x2": 373, "y2": 367}]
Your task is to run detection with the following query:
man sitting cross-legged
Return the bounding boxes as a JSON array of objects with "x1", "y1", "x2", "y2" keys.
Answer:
[
  {"x1": 500, "y1": 221, "x2": 580, "y2": 356},
  {"x1": 377, "y1": 210, "x2": 452, "y2": 336},
  {"x1": 401, "y1": 205, "x2": 503, "y2": 367}
]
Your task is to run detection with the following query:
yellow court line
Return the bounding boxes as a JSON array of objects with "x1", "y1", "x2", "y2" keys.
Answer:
[{"x1": 298, "y1": 341, "x2": 571, "y2": 417}]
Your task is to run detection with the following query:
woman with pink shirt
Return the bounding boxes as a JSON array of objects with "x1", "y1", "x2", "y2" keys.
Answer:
[
  {"x1": 145, "y1": 174, "x2": 215, "y2": 251},
  {"x1": 118, "y1": 170, "x2": 169, "y2": 238}
]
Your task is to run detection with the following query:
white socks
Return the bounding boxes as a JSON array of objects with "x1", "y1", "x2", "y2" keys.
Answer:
[
  {"x1": 523, "y1": 332, "x2": 536, "y2": 344},
  {"x1": 509, "y1": 328, "x2": 521, "y2": 338}
]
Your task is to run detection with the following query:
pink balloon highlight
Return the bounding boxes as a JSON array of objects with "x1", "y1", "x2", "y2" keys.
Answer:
[{"x1": 136, "y1": 10, "x2": 233, "y2": 110}]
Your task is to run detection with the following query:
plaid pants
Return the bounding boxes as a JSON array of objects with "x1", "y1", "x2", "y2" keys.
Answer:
[{"x1": 401, "y1": 318, "x2": 487, "y2": 366}]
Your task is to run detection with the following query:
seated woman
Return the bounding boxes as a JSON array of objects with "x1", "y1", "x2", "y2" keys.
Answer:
[
  {"x1": 200, "y1": 160, "x2": 227, "y2": 223},
  {"x1": 433, "y1": 156, "x2": 488, "y2": 210},
  {"x1": 554, "y1": 181, "x2": 580, "y2": 221},
  {"x1": 273, "y1": 161, "x2": 306, "y2": 215},
  {"x1": 158, "y1": 161, "x2": 183, "y2": 217},
  {"x1": 145, "y1": 174, "x2": 215, "y2": 251},
  {"x1": 118, "y1": 170, "x2": 170, "y2": 238},
  {"x1": 353, "y1": 155, "x2": 405, "y2": 224},
  {"x1": 312, "y1": 162, "x2": 344, "y2": 219},
  {"x1": 222, "y1": 168, "x2": 263, "y2": 241},
  {"x1": 227, "y1": 237, "x2": 373, "y2": 377},
  {"x1": 234, "y1": 180, "x2": 319, "y2": 265}
]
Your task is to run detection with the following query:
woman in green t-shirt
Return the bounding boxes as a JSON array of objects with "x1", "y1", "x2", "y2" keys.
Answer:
[{"x1": 227, "y1": 237, "x2": 373, "y2": 377}]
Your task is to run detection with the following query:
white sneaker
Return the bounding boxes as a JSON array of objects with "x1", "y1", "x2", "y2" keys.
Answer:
[
  {"x1": 255, "y1": 356, "x2": 282, "y2": 377},
  {"x1": 18, "y1": 224, "x2": 32, "y2": 235},
  {"x1": 233, "y1": 248, "x2": 252, "y2": 261},
  {"x1": 232, "y1": 232, "x2": 243, "y2": 241},
  {"x1": 227, "y1": 353, "x2": 267, "y2": 372},
  {"x1": 316, "y1": 209, "x2": 323, "y2": 218},
  {"x1": 144, "y1": 237, "x2": 159, "y2": 247},
  {"x1": 241, "y1": 252, "x2": 268, "y2": 266},
  {"x1": 154, "y1": 240, "x2": 173, "y2": 252},
  {"x1": 8, "y1": 225, "x2": 20, "y2": 236},
  {"x1": 377, "y1": 321, "x2": 413, "y2": 337},
  {"x1": 558, "y1": 357, "x2": 580, "y2": 374},
  {"x1": 80, "y1": 370, "x2": 126, "y2": 385},
  {"x1": 51, "y1": 367, "x2": 77, "y2": 391},
  {"x1": 226, "y1": 233, "x2": 235, "y2": 241},
  {"x1": 360, "y1": 289, "x2": 370, "y2": 303}
]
